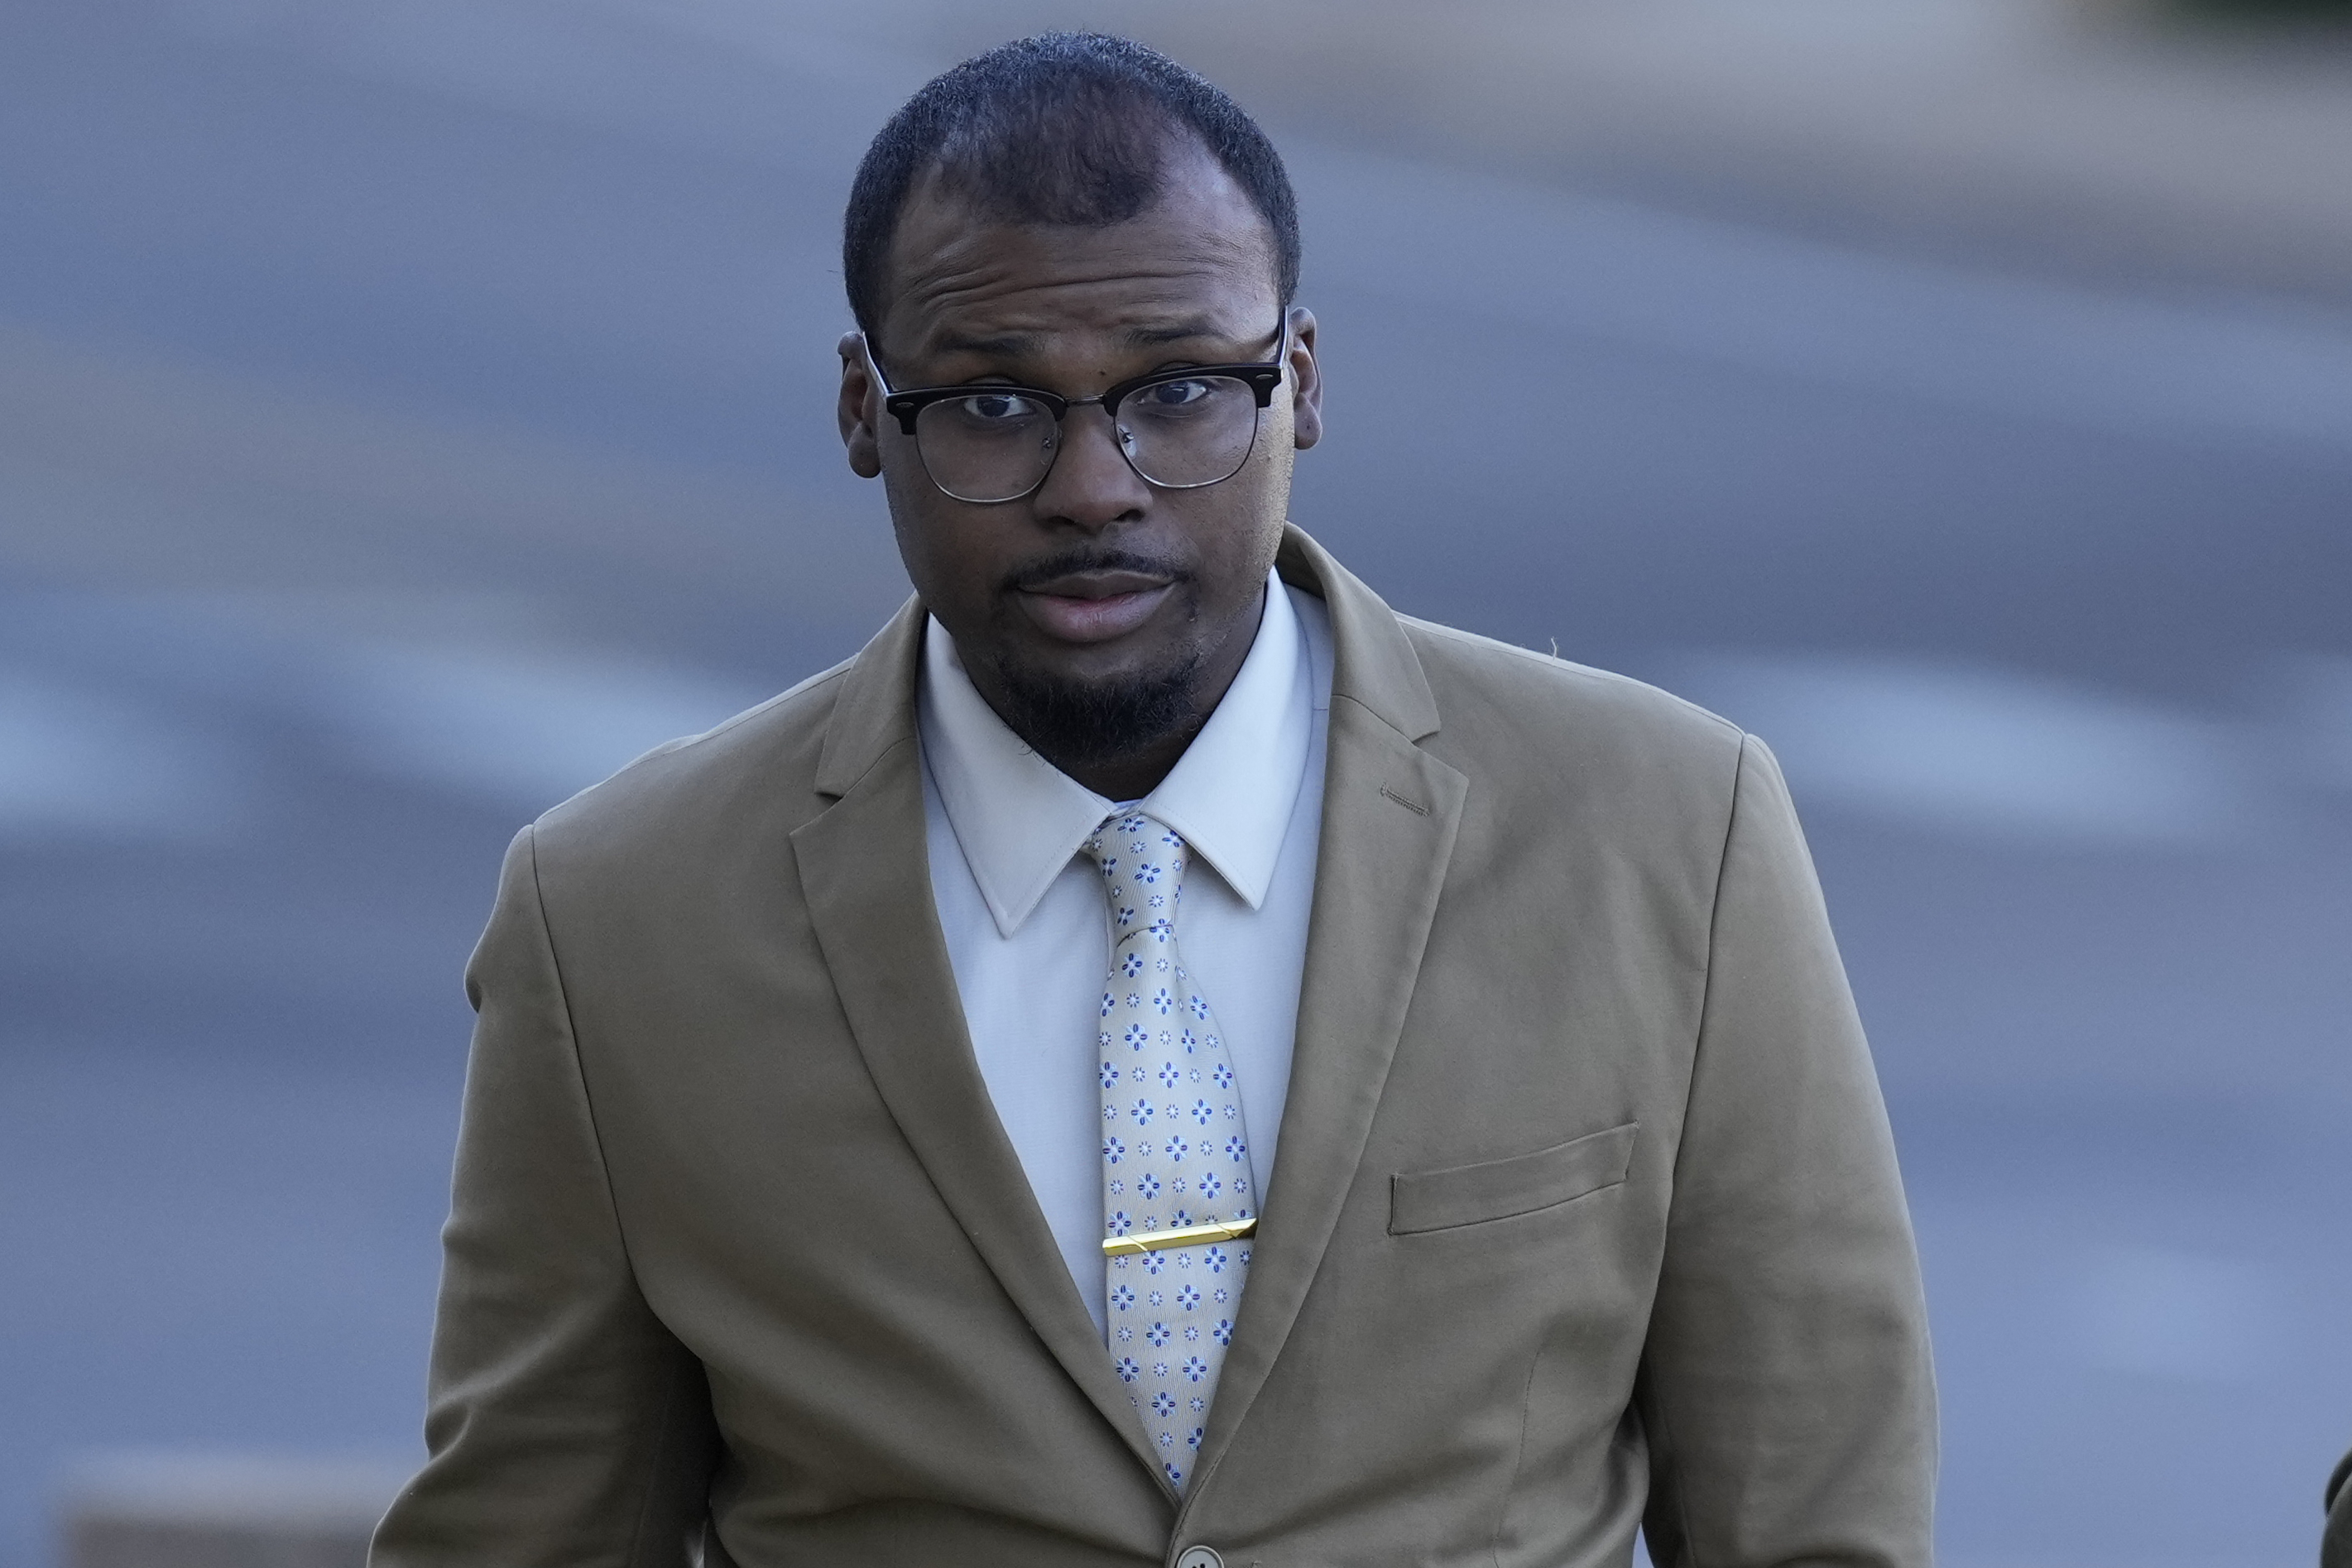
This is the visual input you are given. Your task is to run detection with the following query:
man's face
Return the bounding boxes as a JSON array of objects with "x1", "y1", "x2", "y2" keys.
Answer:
[{"x1": 838, "y1": 141, "x2": 1322, "y2": 782}]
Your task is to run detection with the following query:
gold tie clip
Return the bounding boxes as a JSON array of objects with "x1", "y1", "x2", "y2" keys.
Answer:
[{"x1": 1101, "y1": 1216, "x2": 1259, "y2": 1257}]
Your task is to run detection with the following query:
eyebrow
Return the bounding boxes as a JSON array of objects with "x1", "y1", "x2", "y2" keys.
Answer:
[
  {"x1": 929, "y1": 329, "x2": 1043, "y2": 360},
  {"x1": 925, "y1": 317, "x2": 1241, "y2": 362},
  {"x1": 1121, "y1": 317, "x2": 1231, "y2": 347}
]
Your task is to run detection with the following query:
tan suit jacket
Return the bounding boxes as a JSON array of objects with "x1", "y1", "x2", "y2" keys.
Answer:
[{"x1": 372, "y1": 527, "x2": 1934, "y2": 1568}]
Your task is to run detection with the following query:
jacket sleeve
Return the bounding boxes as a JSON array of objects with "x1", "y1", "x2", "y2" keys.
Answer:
[
  {"x1": 1635, "y1": 736, "x2": 1937, "y2": 1568},
  {"x1": 371, "y1": 826, "x2": 720, "y2": 1568}
]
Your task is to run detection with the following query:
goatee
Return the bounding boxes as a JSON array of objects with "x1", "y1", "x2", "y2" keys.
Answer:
[{"x1": 986, "y1": 650, "x2": 1206, "y2": 775}]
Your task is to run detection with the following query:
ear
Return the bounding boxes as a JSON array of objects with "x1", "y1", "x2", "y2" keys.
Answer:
[
  {"x1": 1285, "y1": 306, "x2": 1323, "y2": 451},
  {"x1": 838, "y1": 332, "x2": 883, "y2": 479}
]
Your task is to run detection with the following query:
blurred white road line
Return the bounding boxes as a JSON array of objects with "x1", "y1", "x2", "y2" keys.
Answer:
[
  {"x1": 1652, "y1": 652, "x2": 2263, "y2": 846},
  {"x1": 0, "y1": 598, "x2": 772, "y2": 837},
  {"x1": 0, "y1": 667, "x2": 256, "y2": 844},
  {"x1": 319, "y1": 639, "x2": 770, "y2": 809}
]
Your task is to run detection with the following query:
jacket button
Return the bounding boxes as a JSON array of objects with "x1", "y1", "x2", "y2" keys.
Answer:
[{"x1": 1175, "y1": 1549, "x2": 1224, "y2": 1568}]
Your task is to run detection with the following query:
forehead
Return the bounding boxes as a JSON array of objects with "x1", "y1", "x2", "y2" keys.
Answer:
[{"x1": 879, "y1": 150, "x2": 1279, "y2": 361}]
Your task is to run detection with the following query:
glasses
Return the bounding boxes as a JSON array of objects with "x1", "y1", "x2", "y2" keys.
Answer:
[{"x1": 865, "y1": 310, "x2": 1289, "y2": 505}]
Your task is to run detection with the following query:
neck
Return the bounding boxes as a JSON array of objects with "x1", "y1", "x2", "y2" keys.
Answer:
[{"x1": 1056, "y1": 723, "x2": 1201, "y2": 803}]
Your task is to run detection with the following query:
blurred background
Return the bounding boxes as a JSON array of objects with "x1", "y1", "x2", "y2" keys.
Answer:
[{"x1": 3, "y1": 0, "x2": 2349, "y2": 1564}]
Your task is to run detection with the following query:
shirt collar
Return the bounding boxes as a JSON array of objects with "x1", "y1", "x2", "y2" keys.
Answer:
[{"x1": 919, "y1": 571, "x2": 1315, "y2": 937}]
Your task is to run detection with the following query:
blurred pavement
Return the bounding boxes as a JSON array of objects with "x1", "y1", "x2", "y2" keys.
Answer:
[
  {"x1": 2, "y1": 3, "x2": 2349, "y2": 1566},
  {"x1": 918, "y1": 0, "x2": 2352, "y2": 304}
]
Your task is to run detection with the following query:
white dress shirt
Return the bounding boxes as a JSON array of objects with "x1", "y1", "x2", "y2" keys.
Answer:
[{"x1": 919, "y1": 572, "x2": 1333, "y2": 1334}]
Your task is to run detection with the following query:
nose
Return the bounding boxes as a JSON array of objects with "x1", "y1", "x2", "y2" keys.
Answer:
[{"x1": 1030, "y1": 401, "x2": 1151, "y2": 530}]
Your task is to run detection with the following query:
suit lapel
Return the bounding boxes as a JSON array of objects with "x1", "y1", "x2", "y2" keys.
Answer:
[
  {"x1": 1185, "y1": 531, "x2": 1469, "y2": 1494},
  {"x1": 791, "y1": 602, "x2": 1174, "y2": 1491},
  {"x1": 793, "y1": 532, "x2": 1465, "y2": 1506}
]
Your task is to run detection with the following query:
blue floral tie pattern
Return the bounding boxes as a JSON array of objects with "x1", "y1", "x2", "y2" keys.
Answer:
[{"x1": 1087, "y1": 811, "x2": 1253, "y2": 1494}]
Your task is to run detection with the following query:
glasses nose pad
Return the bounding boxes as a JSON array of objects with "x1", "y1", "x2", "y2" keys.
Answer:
[{"x1": 1086, "y1": 399, "x2": 1138, "y2": 458}]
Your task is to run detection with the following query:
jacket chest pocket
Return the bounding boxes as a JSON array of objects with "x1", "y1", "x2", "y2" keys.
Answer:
[{"x1": 1388, "y1": 1121, "x2": 1639, "y2": 1235}]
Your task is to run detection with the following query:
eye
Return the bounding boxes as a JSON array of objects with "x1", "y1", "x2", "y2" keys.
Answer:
[
  {"x1": 1137, "y1": 378, "x2": 1215, "y2": 409},
  {"x1": 953, "y1": 391, "x2": 1043, "y2": 423}
]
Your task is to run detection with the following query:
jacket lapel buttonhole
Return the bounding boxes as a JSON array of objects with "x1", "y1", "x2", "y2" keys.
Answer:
[{"x1": 1378, "y1": 784, "x2": 1432, "y2": 817}]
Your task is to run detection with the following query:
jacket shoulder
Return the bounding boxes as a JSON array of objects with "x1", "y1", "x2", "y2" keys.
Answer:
[
  {"x1": 1400, "y1": 616, "x2": 1746, "y2": 780},
  {"x1": 1396, "y1": 616, "x2": 1765, "y2": 942},
  {"x1": 526, "y1": 655, "x2": 858, "y2": 866}
]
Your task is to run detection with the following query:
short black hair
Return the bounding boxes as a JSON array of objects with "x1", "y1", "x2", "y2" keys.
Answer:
[{"x1": 842, "y1": 33, "x2": 1301, "y2": 338}]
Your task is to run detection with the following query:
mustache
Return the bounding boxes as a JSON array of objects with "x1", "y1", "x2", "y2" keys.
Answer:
[{"x1": 1003, "y1": 546, "x2": 1193, "y2": 593}]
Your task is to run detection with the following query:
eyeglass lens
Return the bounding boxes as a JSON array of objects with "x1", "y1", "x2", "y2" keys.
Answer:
[{"x1": 914, "y1": 375, "x2": 1263, "y2": 504}]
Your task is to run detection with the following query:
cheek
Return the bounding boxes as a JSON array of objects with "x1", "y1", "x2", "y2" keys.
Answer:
[
  {"x1": 881, "y1": 483, "x2": 1034, "y2": 635},
  {"x1": 1236, "y1": 410, "x2": 1299, "y2": 541},
  {"x1": 1260, "y1": 393, "x2": 1295, "y2": 453},
  {"x1": 1174, "y1": 480, "x2": 1288, "y2": 608},
  {"x1": 1233, "y1": 400, "x2": 1296, "y2": 518},
  {"x1": 881, "y1": 468, "x2": 974, "y2": 600},
  {"x1": 877, "y1": 427, "x2": 933, "y2": 520}
]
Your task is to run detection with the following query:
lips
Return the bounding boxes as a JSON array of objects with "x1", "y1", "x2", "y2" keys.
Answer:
[{"x1": 1013, "y1": 568, "x2": 1178, "y2": 644}]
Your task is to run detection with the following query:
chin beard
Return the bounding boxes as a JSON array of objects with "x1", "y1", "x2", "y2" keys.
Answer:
[{"x1": 986, "y1": 650, "x2": 1207, "y2": 779}]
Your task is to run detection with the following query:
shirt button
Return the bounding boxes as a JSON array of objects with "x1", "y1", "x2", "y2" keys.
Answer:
[{"x1": 1174, "y1": 1548, "x2": 1224, "y2": 1568}]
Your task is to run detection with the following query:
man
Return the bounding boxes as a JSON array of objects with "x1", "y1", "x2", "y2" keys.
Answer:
[{"x1": 372, "y1": 32, "x2": 1933, "y2": 1568}]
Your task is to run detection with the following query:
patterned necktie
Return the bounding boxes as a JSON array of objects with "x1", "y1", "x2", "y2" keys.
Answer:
[{"x1": 1086, "y1": 810, "x2": 1255, "y2": 1494}]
